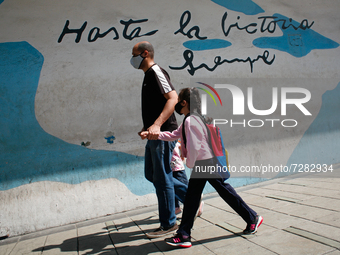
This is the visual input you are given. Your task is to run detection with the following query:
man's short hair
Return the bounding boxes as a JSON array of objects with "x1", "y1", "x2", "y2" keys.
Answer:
[{"x1": 138, "y1": 42, "x2": 154, "y2": 59}]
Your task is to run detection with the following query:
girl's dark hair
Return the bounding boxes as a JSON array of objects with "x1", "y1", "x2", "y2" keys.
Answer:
[
  {"x1": 178, "y1": 87, "x2": 201, "y2": 114},
  {"x1": 179, "y1": 87, "x2": 213, "y2": 124}
]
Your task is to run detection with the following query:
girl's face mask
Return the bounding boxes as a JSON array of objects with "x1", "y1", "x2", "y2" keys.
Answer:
[
  {"x1": 175, "y1": 101, "x2": 184, "y2": 115},
  {"x1": 130, "y1": 54, "x2": 145, "y2": 69}
]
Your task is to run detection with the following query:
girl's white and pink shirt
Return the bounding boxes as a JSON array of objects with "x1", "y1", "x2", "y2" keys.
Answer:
[
  {"x1": 170, "y1": 142, "x2": 185, "y2": 171},
  {"x1": 158, "y1": 115, "x2": 214, "y2": 168}
]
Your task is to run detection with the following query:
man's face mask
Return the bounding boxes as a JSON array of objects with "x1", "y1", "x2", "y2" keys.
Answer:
[
  {"x1": 130, "y1": 53, "x2": 145, "y2": 69},
  {"x1": 175, "y1": 101, "x2": 184, "y2": 115}
]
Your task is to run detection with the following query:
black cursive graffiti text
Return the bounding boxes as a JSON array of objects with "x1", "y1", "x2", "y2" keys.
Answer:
[
  {"x1": 169, "y1": 49, "x2": 275, "y2": 75},
  {"x1": 58, "y1": 19, "x2": 158, "y2": 43},
  {"x1": 174, "y1": 10, "x2": 207, "y2": 40},
  {"x1": 222, "y1": 11, "x2": 314, "y2": 37}
]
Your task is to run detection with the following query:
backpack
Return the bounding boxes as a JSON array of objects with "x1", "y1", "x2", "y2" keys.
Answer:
[{"x1": 182, "y1": 113, "x2": 230, "y2": 180}]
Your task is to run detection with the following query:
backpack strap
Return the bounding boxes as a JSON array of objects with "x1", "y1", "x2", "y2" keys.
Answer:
[
  {"x1": 181, "y1": 113, "x2": 191, "y2": 148},
  {"x1": 182, "y1": 112, "x2": 211, "y2": 150}
]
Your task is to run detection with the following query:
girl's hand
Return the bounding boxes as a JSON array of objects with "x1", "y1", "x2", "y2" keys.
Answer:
[{"x1": 139, "y1": 131, "x2": 149, "y2": 140}]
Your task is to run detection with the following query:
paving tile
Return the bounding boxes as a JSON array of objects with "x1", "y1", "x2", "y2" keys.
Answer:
[
  {"x1": 128, "y1": 211, "x2": 158, "y2": 223},
  {"x1": 291, "y1": 218, "x2": 340, "y2": 242},
  {"x1": 191, "y1": 224, "x2": 243, "y2": 250},
  {"x1": 203, "y1": 196, "x2": 235, "y2": 209},
  {"x1": 243, "y1": 187, "x2": 275, "y2": 196},
  {"x1": 249, "y1": 189, "x2": 319, "y2": 209},
  {"x1": 283, "y1": 178, "x2": 340, "y2": 191},
  {"x1": 113, "y1": 216, "x2": 140, "y2": 233},
  {"x1": 257, "y1": 209, "x2": 313, "y2": 230},
  {"x1": 116, "y1": 241, "x2": 160, "y2": 255},
  {"x1": 200, "y1": 209, "x2": 239, "y2": 225},
  {"x1": 128, "y1": 211, "x2": 160, "y2": 234},
  {"x1": 42, "y1": 228, "x2": 78, "y2": 255},
  {"x1": 78, "y1": 223, "x2": 114, "y2": 255},
  {"x1": 0, "y1": 241, "x2": 17, "y2": 255},
  {"x1": 325, "y1": 249, "x2": 340, "y2": 255},
  {"x1": 243, "y1": 187, "x2": 316, "y2": 207},
  {"x1": 251, "y1": 229, "x2": 334, "y2": 255},
  {"x1": 284, "y1": 227, "x2": 340, "y2": 249},
  {"x1": 314, "y1": 212, "x2": 340, "y2": 228},
  {"x1": 109, "y1": 226, "x2": 148, "y2": 247},
  {"x1": 79, "y1": 234, "x2": 115, "y2": 255},
  {"x1": 215, "y1": 221, "x2": 245, "y2": 236},
  {"x1": 299, "y1": 196, "x2": 340, "y2": 212},
  {"x1": 110, "y1": 216, "x2": 157, "y2": 254},
  {"x1": 263, "y1": 183, "x2": 340, "y2": 199},
  {"x1": 78, "y1": 223, "x2": 108, "y2": 237},
  {"x1": 191, "y1": 215, "x2": 213, "y2": 230},
  {"x1": 265, "y1": 194, "x2": 302, "y2": 203},
  {"x1": 264, "y1": 183, "x2": 311, "y2": 193},
  {"x1": 242, "y1": 193, "x2": 295, "y2": 210},
  {"x1": 273, "y1": 203, "x2": 335, "y2": 222},
  {"x1": 156, "y1": 238, "x2": 215, "y2": 255},
  {"x1": 204, "y1": 202, "x2": 236, "y2": 214},
  {"x1": 212, "y1": 237, "x2": 276, "y2": 255},
  {"x1": 206, "y1": 193, "x2": 264, "y2": 213},
  {"x1": 311, "y1": 176, "x2": 340, "y2": 184},
  {"x1": 9, "y1": 235, "x2": 47, "y2": 254},
  {"x1": 105, "y1": 221, "x2": 117, "y2": 232},
  {"x1": 197, "y1": 202, "x2": 220, "y2": 213}
]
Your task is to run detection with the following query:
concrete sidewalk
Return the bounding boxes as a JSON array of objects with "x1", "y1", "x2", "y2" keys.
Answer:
[{"x1": 1, "y1": 167, "x2": 340, "y2": 255}]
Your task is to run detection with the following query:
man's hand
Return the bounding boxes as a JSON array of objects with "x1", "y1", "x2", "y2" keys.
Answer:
[
  {"x1": 145, "y1": 90, "x2": 177, "y2": 140},
  {"x1": 147, "y1": 124, "x2": 161, "y2": 140}
]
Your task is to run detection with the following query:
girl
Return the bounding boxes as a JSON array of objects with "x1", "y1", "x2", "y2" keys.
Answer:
[
  {"x1": 144, "y1": 87, "x2": 263, "y2": 248},
  {"x1": 171, "y1": 140, "x2": 204, "y2": 216}
]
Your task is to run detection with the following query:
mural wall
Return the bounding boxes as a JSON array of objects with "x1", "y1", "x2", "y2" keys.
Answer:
[{"x1": 0, "y1": 0, "x2": 339, "y2": 236}]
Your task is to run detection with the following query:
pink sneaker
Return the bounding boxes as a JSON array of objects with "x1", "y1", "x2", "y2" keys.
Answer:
[
  {"x1": 243, "y1": 215, "x2": 263, "y2": 234},
  {"x1": 165, "y1": 233, "x2": 192, "y2": 248}
]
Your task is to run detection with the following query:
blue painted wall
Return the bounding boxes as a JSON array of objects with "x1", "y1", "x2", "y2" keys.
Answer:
[
  {"x1": 287, "y1": 82, "x2": 340, "y2": 166},
  {"x1": 253, "y1": 13, "x2": 339, "y2": 57},
  {"x1": 0, "y1": 42, "x2": 152, "y2": 195},
  {"x1": 211, "y1": 0, "x2": 264, "y2": 15}
]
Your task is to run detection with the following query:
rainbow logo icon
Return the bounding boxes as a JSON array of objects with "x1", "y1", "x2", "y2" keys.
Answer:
[{"x1": 196, "y1": 82, "x2": 223, "y2": 106}]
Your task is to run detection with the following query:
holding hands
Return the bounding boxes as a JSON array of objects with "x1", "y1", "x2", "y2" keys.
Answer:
[
  {"x1": 139, "y1": 130, "x2": 149, "y2": 140},
  {"x1": 138, "y1": 124, "x2": 160, "y2": 140}
]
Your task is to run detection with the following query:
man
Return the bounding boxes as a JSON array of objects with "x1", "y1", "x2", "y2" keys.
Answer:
[{"x1": 131, "y1": 41, "x2": 181, "y2": 238}]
